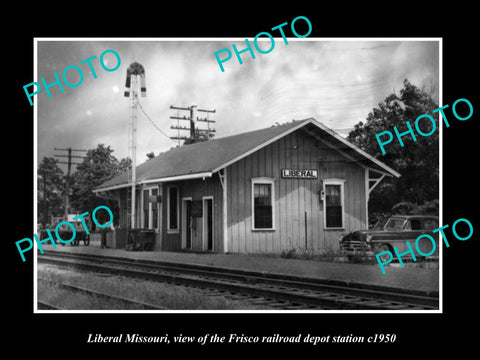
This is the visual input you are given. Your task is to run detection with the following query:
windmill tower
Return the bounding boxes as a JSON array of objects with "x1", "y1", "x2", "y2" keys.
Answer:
[{"x1": 124, "y1": 62, "x2": 146, "y2": 228}]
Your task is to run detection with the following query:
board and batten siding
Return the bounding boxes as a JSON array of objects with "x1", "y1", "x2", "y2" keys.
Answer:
[
  {"x1": 226, "y1": 128, "x2": 367, "y2": 254},
  {"x1": 160, "y1": 176, "x2": 224, "y2": 252}
]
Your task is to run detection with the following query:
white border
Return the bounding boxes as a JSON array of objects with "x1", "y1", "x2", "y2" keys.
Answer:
[
  {"x1": 438, "y1": 37, "x2": 443, "y2": 313},
  {"x1": 33, "y1": 38, "x2": 38, "y2": 311},
  {"x1": 33, "y1": 37, "x2": 442, "y2": 314}
]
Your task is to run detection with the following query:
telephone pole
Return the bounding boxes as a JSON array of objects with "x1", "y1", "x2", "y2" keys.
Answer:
[
  {"x1": 169, "y1": 105, "x2": 216, "y2": 145},
  {"x1": 38, "y1": 168, "x2": 49, "y2": 227},
  {"x1": 54, "y1": 147, "x2": 87, "y2": 219},
  {"x1": 124, "y1": 61, "x2": 146, "y2": 229}
]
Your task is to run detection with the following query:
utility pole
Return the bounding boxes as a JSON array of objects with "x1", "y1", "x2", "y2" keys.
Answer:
[
  {"x1": 130, "y1": 75, "x2": 138, "y2": 229},
  {"x1": 124, "y1": 61, "x2": 146, "y2": 229},
  {"x1": 43, "y1": 170, "x2": 47, "y2": 226},
  {"x1": 38, "y1": 169, "x2": 48, "y2": 227},
  {"x1": 54, "y1": 147, "x2": 87, "y2": 219},
  {"x1": 169, "y1": 105, "x2": 216, "y2": 145}
]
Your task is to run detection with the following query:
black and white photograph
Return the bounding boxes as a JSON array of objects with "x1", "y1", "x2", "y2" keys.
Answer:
[
  {"x1": 7, "y1": 7, "x2": 479, "y2": 354},
  {"x1": 33, "y1": 38, "x2": 441, "y2": 314}
]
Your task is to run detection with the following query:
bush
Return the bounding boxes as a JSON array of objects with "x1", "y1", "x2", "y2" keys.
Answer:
[
  {"x1": 415, "y1": 199, "x2": 439, "y2": 215},
  {"x1": 280, "y1": 247, "x2": 343, "y2": 262},
  {"x1": 370, "y1": 199, "x2": 439, "y2": 227},
  {"x1": 391, "y1": 202, "x2": 416, "y2": 215}
]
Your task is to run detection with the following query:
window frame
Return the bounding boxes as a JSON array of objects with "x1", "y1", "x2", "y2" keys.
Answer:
[
  {"x1": 251, "y1": 177, "x2": 275, "y2": 231},
  {"x1": 141, "y1": 186, "x2": 160, "y2": 231},
  {"x1": 385, "y1": 217, "x2": 407, "y2": 231},
  {"x1": 323, "y1": 178, "x2": 345, "y2": 230},
  {"x1": 167, "y1": 185, "x2": 180, "y2": 233},
  {"x1": 181, "y1": 197, "x2": 192, "y2": 248},
  {"x1": 422, "y1": 218, "x2": 439, "y2": 230},
  {"x1": 202, "y1": 196, "x2": 214, "y2": 251},
  {"x1": 142, "y1": 188, "x2": 150, "y2": 229}
]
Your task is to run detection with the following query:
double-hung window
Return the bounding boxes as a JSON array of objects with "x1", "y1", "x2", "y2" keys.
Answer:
[
  {"x1": 143, "y1": 187, "x2": 160, "y2": 230},
  {"x1": 323, "y1": 179, "x2": 345, "y2": 229},
  {"x1": 251, "y1": 178, "x2": 275, "y2": 230}
]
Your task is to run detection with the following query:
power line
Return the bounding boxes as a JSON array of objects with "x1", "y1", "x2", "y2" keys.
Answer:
[
  {"x1": 169, "y1": 104, "x2": 216, "y2": 146},
  {"x1": 137, "y1": 101, "x2": 174, "y2": 141},
  {"x1": 54, "y1": 148, "x2": 87, "y2": 152},
  {"x1": 54, "y1": 147, "x2": 87, "y2": 219}
]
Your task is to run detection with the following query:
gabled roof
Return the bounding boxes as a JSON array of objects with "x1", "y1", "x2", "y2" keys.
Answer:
[{"x1": 93, "y1": 118, "x2": 400, "y2": 193}]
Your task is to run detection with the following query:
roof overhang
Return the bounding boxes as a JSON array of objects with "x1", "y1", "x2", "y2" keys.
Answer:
[
  {"x1": 301, "y1": 119, "x2": 401, "y2": 178},
  {"x1": 92, "y1": 171, "x2": 213, "y2": 193},
  {"x1": 93, "y1": 117, "x2": 400, "y2": 195}
]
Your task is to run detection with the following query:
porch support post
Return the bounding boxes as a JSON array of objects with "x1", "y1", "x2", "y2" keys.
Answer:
[{"x1": 219, "y1": 168, "x2": 228, "y2": 253}]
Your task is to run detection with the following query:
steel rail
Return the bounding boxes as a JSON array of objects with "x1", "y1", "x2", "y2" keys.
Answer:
[
  {"x1": 52, "y1": 251, "x2": 440, "y2": 306},
  {"x1": 38, "y1": 251, "x2": 438, "y2": 310}
]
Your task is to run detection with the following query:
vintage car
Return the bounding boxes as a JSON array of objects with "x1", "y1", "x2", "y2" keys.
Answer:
[{"x1": 339, "y1": 215, "x2": 439, "y2": 261}]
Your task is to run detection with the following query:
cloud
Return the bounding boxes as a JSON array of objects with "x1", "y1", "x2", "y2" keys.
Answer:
[{"x1": 36, "y1": 39, "x2": 440, "y2": 166}]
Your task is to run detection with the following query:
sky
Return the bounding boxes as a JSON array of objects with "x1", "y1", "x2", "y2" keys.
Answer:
[{"x1": 35, "y1": 38, "x2": 440, "y2": 173}]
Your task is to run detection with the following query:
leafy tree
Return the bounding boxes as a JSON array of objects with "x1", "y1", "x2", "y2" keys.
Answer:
[
  {"x1": 347, "y1": 79, "x2": 439, "y2": 214},
  {"x1": 184, "y1": 129, "x2": 215, "y2": 145},
  {"x1": 38, "y1": 146, "x2": 132, "y2": 229},
  {"x1": 70, "y1": 144, "x2": 121, "y2": 226},
  {"x1": 37, "y1": 157, "x2": 64, "y2": 226},
  {"x1": 118, "y1": 157, "x2": 132, "y2": 173}
]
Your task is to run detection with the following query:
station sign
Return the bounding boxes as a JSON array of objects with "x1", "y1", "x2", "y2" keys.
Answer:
[{"x1": 281, "y1": 169, "x2": 318, "y2": 179}]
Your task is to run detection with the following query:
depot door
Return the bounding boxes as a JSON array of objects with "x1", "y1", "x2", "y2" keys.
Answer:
[
  {"x1": 203, "y1": 197, "x2": 214, "y2": 251},
  {"x1": 182, "y1": 199, "x2": 192, "y2": 249}
]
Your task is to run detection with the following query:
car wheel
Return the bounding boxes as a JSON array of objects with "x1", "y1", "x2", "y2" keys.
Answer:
[{"x1": 375, "y1": 243, "x2": 393, "y2": 262}]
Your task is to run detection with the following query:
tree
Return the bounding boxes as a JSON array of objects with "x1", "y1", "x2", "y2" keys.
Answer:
[
  {"x1": 347, "y1": 79, "x2": 439, "y2": 214},
  {"x1": 145, "y1": 152, "x2": 155, "y2": 160},
  {"x1": 183, "y1": 129, "x2": 215, "y2": 145},
  {"x1": 37, "y1": 157, "x2": 64, "y2": 226},
  {"x1": 118, "y1": 157, "x2": 132, "y2": 173},
  {"x1": 70, "y1": 144, "x2": 121, "y2": 225}
]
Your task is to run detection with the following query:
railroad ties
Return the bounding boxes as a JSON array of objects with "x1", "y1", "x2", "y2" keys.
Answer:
[{"x1": 37, "y1": 250, "x2": 439, "y2": 311}]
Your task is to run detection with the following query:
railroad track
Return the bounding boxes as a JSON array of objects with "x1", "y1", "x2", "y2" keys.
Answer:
[{"x1": 38, "y1": 250, "x2": 439, "y2": 311}]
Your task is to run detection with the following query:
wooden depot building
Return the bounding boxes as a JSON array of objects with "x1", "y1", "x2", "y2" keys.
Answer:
[{"x1": 93, "y1": 118, "x2": 400, "y2": 254}]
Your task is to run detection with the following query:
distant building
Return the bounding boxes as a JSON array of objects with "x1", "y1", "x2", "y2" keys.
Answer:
[{"x1": 93, "y1": 118, "x2": 399, "y2": 253}]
